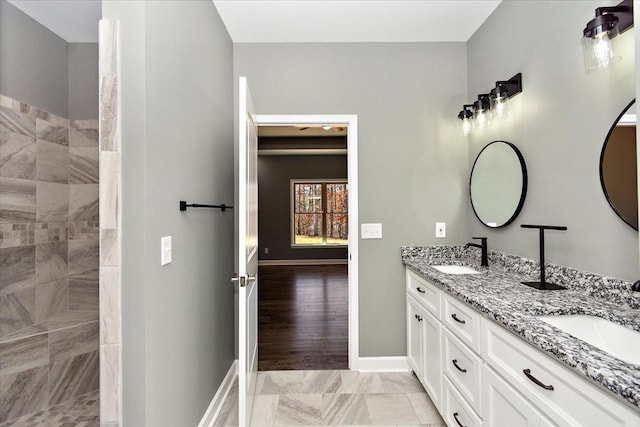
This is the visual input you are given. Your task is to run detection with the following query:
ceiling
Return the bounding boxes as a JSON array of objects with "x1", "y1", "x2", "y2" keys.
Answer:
[
  {"x1": 7, "y1": 0, "x2": 101, "y2": 43},
  {"x1": 6, "y1": 0, "x2": 502, "y2": 44},
  {"x1": 213, "y1": 0, "x2": 502, "y2": 43}
]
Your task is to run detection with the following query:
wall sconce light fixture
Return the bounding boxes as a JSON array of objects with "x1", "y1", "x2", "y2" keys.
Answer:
[
  {"x1": 490, "y1": 73, "x2": 522, "y2": 118},
  {"x1": 458, "y1": 104, "x2": 474, "y2": 136},
  {"x1": 458, "y1": 73, "x2": 523, "y2": 135},
  {"x1": 582, "y1": 0, "x2": 633, "y2": 72}
]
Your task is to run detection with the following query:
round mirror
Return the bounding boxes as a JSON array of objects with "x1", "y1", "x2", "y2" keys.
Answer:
[
  {"x1": 599, "y1": 100, "x2": 637, "y2": 230},
  {"x1": 470, "y1": 141, "x2": 528, "y2": 228}
]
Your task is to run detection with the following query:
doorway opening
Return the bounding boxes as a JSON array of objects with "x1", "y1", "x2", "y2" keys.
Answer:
[{"x1": 255, "y1": 115, "x2": 359, "y2": 371}]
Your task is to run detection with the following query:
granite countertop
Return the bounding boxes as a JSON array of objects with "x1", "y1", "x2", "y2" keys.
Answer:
[{"x1": 401, "y1": 247, "x2": 640, "y2": 411}]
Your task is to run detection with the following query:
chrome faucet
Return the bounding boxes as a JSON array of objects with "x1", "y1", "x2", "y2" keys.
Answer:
[{"x1": 464, "y1": 237, "x2": 488, "y2": 267}]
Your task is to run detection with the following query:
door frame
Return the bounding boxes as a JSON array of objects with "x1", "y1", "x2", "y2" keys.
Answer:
[{"x1": 255, "y1": 114, "x2": 359, "y2": 370}]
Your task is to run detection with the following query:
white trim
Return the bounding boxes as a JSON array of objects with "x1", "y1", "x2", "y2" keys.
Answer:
[
  {"x1": 198, "y1": 360, "x2": 238, "y2": 427},
  {"x1": 258, "y1": 259, "x2": 348, "y2": 266},
  {"x1": 358, "y1": 356, "x2": 410, "y2": 373},
  {"x1": 258, "y1": 148, "x2": 347, "y2": 156},
  {"x1": 256, "y1": 114, "x2": 359, "y2": 371}
]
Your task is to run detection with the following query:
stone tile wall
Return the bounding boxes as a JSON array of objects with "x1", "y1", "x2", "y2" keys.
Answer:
[
  {"x1": 0, "y1": 95, "x2": 99, "y2": 424},
  {"x1": 98, "y1": 19, "x2": 122, "y2": 427}
]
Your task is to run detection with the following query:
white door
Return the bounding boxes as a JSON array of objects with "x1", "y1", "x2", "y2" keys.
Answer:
[{"x1": 237, "y1": 76, "x2": 258, "y2": 427}]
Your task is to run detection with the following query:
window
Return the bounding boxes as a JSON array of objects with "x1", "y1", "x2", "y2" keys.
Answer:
[{"x1": 291, "y1": 180, "x2": 348, "y2": 246}]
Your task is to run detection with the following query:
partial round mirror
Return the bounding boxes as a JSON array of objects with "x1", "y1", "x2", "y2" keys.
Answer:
[
  {"x1": 600, "y1": 100, "x2": 637, "y2": 230},
  {"x1": 470, "y1": 141, "x2": 527, "y2": 228}
]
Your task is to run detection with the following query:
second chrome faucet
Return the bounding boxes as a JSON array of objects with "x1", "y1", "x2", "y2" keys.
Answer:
[{"x1": 464, "y1": 237, "x2": 488, "y2": 267}]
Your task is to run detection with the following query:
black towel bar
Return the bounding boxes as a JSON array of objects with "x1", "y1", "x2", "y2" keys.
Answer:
[{"x1": 179, "y1": 200, "x2": 233, "y2": 212}]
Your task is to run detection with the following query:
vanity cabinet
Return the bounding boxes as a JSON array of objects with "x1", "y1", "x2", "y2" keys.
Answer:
[
  {"x1": 406, "y1": 272, "x2": 442, "y2": 411},
  {"x1": 482, "y1": 318, "x2": 640, "y2": 427},
  {"x1": 405, "y1": 267, "x2": 640, "y2": 427}
]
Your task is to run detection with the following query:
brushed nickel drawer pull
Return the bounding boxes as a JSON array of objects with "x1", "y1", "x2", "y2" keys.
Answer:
[
  {"x1": 451, "y1": 313, "x2": 466, "y2": 324},
  {"x1": 523, "y1": 368, "x2": 554, "y2": 390},
  {"x1": 452, "y1": 359, "x2": 467, "y2": 373},
  {"x1": 453, "y1": 412, "x2": 466, "y2": 427},
  {"x1": 416, "y1": 287, "x2": 426, "y2": 294}
]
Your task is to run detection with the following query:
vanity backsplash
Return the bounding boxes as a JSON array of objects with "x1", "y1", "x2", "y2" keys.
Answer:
[{"x1": 401, "y1": 246, "x2": 640, "y2": 310}]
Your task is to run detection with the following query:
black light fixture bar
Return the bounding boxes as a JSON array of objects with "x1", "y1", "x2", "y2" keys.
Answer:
[
  {"x1": 458, "y1": 73, "x2": 523, "y2": 127},
  {"x1": 584, "y1": 0, "x2": 633, "y2": 38},
  {"x1": 493, "y1": 73, "x2": 522, "y2": 100},
  {"x1": 179, "y1": 200, "x2": 233, "y2": 212}
]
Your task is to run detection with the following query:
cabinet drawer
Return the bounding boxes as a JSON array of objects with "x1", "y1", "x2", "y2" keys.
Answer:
[
  {"x1": 443, "y1": 293, "x2": 481, "y2": 352},
  {"x1": 406, "y1": 269, "x2": 441, "y2": 319},
  {"x1": 443, "y1": 376, "x2": 483, "y2": 427},
  {"x1": 483, "y1": 364, "x2": 556, "y2": 427},
  {"x1": 482, "y1": 318, "x2": 640, "y2": 427},
  {"x1": 443, "y1": 329, "x2": 483, "y2": 416}
]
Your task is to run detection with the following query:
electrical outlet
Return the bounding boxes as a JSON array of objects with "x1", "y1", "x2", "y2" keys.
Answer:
[
  {"x1": 264, "y1": 247, "x2": 269, "y2": 254},
  {"x1": 436, "y1": 222, "x2": 446, "y2": 238}
]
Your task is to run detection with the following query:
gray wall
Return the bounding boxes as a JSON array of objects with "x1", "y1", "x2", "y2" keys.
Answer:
[
  {"x1": 0, "y1": 0, "x2": 68, "y2": 117},
  {"x1": 467, "y1": 0, "x2": 637, "y2": 280},
  {"x1": 68, "y1": 43, "x2": 99, "y2": 119},
  {"x1": 258, "y1": 154, "x2": 348, "y2": 260},
  {"x1": 102, "y1": 1, "x2": 235, "y2": 425},
  {"x1": 0, "y1": 0, "x2": 98, "y2": 120},
  {"x1": 235, "y1": 43, "x2": 470, "y2": 357}
]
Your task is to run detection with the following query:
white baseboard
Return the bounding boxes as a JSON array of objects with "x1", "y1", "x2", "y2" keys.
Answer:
[
  {"x1": 258, "y1": 259, "x2": 348, "y2": 266},
  {"x1": 358, "y1": 356, "x2": 409, "y2": 372},
  {"x1": 198, "y1": 360, "x2": 238, "y2": 427}
]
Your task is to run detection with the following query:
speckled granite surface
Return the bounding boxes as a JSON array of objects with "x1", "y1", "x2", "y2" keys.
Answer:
[{"x1": 401, "y1": 245, "x2": 640, "y2": 410}]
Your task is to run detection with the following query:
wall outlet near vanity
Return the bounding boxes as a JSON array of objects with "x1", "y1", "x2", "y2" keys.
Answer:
[{"x1": 436, "y1": 222, "x2": 446, "y2": 238}]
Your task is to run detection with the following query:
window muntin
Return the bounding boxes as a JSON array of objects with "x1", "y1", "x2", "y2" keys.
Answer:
[{"x1": 292, "y1": 181, "x2": 348, "y2": 246}]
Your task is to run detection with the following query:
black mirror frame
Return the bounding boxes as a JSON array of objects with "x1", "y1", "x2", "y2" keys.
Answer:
[
  {"x1": 599, "y1": 99, "x2": 637, "y2": 231},
  {"x1": 469, "y1": 140, "x2": 528, "y2": 229}
]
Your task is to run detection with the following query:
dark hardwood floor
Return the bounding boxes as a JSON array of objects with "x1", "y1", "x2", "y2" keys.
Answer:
[{"x1": 257, "y1": 264, "x2": 348, "y2": 371}]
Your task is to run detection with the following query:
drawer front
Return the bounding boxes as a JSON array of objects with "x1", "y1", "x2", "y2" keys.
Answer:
[
  {"x1": 407, "y1": 269, "x2": 441, "y2": 319},
  {"x1": 482, "y1": 364, "x2": 551, "y2": 427},
  {"x1": 443, "y1": 329, "x2": 483, "y2": 416},
  {"x1": 482, "y1": 318, "x2": 639, "y2": 427},
  {"x1": 443, "y1": 294, "x2": 481, "y2": 352},
  {"x1": 443, "y1": 376, "x2": 483, "y2": 427}
]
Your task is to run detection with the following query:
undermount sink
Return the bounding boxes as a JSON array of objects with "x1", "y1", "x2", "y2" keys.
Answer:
[
  {"x1": 537, "y1": 315, "x2": 640, "y2": 365},
  {"x1": 431, "y1": 265, "x2": 481, "y2": 275}
]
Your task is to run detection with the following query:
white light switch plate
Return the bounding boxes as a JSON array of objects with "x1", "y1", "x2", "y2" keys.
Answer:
[
  {"x1": 161, "y1": 236, "x2": 172, "y2": 265},
  {"x1": 361, "y1": 223, "x2": 382, "y2": 239},
  {"x1": 436, "y1": 222, "x2": 446, "y2": 238}
]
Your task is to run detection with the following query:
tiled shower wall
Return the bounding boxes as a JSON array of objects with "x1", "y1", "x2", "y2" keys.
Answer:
[{"x1": 0, "y1": 95, "x2": 100, "y2": 424}]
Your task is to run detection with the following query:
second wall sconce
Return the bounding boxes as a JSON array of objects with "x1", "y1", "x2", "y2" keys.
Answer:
[
  {"x1": 582, "y1": 0, "x2": 633, "y2": 72},
  {"x1": 458, "y1": 73, "x2": 523, "y2": 135}
]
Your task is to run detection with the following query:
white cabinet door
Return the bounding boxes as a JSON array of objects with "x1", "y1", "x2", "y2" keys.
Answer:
[
  {"x1": 483, "y1": 364, "x2": 552, "y2": 427},
  {"x1": 407, "y1": 295, "x2": 425, "y2": 379},
  {"x1": 423, "y1": 309, "x2": 442, "y2": 411}
]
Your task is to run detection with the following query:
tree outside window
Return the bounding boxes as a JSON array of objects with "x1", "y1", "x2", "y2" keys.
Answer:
[{"x1": 292, "y1": 181, "x2": 348, "y2": 246}]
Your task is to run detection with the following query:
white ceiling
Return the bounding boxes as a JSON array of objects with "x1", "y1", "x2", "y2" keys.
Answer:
[
  {"x1": 7, "y1": 0, "x2": 101, "y2": 43},
  {"x1": 6, "y1": 0, "x2": 502, "y2": 44},
  {"x1": 213, "y1": 0, "x2": 502, "y2": 43}
]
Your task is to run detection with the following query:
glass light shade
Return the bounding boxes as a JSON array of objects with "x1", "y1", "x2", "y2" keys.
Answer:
[
  {"x1": 492, "y1": 96, "x2": 508, "y2": 118},
  {"x1": 475, "y1": 109, "x2": 488, "y2": 127},
  {"x1": 461, "y1": 117, "x2": 472, "y2": 136},
  {"x1": 582, "y1": 29, "x2": 621, "y2": 71}
]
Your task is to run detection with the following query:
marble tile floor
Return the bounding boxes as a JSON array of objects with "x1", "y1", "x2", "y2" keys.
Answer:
[
  {"x1": 215, "y1": 370, "x2": 445, "y2": 427},
  {"x1": 0, "y1": 390, "x2": 99, "y2": 427}
]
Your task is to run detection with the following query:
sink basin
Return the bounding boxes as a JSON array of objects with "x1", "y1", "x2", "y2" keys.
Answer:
[
  {"x1": 432, "y1": 265, "x2": 481, "y2": 275},
  {"x1": 537, "y1": 315, "x2": 640, "y2": 365}
]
